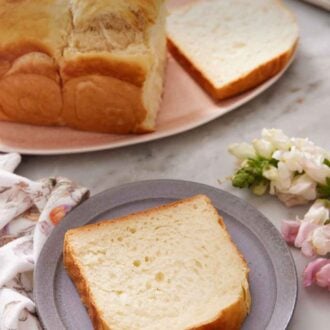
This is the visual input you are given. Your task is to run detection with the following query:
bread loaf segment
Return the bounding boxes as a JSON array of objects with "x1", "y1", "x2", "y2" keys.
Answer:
[
  {"x1": 0, "y1": 0, "x2": 166, "y2": 133},
  {"x1": 62, "y1": 74, "x2": 146, "y2": 133},
  {"x1": 0, "y1": 0, "x2": 70, "y2": 125},
  {"x1": 0, "y1": 52, "x2": 63, "y2": 125},
  {"x1": 62, "y1": 0, "x2": 167, "y2": 133}
]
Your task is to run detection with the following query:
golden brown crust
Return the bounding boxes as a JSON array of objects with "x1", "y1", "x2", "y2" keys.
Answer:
[
  {"x1": 64, "y1": 194, "x2": 251, "y2": 330},
  {"x1": 65, "y1": 195, "x2": 214, "y2": 235},
  {"x1": 0, "y1": 74, "x2": 62, "y2": 125},
  {"x1": 0, "y1": 52, "x2": 62, "y2": 125},
  {"x1": 0, "y1": 54, "x2": 152, "y2": 133},
  {"x1": 64, "y1": 236, "x2": 110, "y2": 330},
  {"x1": 190, "y1": 199, "x2": 251, "y2": 330},
  {"x1": 0, "y1": 41, "x2": 54, "y2": 63},
  {"x1": 168, "y1": 38, "x2": 298, "y2": 101},
  {"x1": 62, "y1": 74, "x2": 148, "y2": 134},
  {"x1": 60, "y1": 54, "x2": 148, "y2": 87},
  {"x1": 190, "y1": 290, "x2": 250, "y2": 330},
  {"x1": 6, "y1": 52, "x2": 59, "y2": 82}
]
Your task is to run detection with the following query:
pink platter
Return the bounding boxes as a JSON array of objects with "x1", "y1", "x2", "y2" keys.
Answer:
[{"x1": 0, "y1": 1, "x2": 295, "y2": 155}]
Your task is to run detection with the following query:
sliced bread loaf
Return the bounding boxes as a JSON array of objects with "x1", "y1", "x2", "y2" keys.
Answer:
[
  {"x1": 64, "y1": 195, "x2": 251, "y2": 330},
  {"x1": 167, "y1": 0, "x2": 299, "y2": 100},
  {"x1": 0, "y1": 0, "x2": 166, "y2": 133}
]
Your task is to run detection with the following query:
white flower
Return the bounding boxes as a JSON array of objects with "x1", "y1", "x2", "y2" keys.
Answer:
[
  {"x1": 270, "y1": 166, "x2": 317, "y2": 206},
  {"x1": 252, "y1": 139, "x2": 274, "y2": 159},
  {"x1": 292, "y1": 138, "x2": 328, "y2": 159},
  {"x1": 272, "y1": 162, "x2": 293, "y2": 192},
  {"x1": 294, "y1": 222, "x2": 318, "y2": 249},
  {"x1": 261, "y1": 129, "x2": 291, "y2": 151},
  {"x1": 263, "y1": 165, "x2": 278, "y2": 181},
  {"x1": 279, "y1": 147, "x2": 304, "y2": 173},
  {"x1": 287, "y1": 174, "x2": 317, "y2": 201},
  {"x1": 272, "y1": 150, "x2": 283, "y2": 161},
  {"x1": 228, "y1": 143, "x2": 256, "y2": 160},
  {"x1": 304, "y1": 200, "x2": 330, "y2": 225},
  {"x1": 229, "y1": 129, "x2": 330, "y2": 207},
  {"x1": 303, "y1": 160, "x2": 330, "y2": 185},
  {"x1": 311, "y1": 225, "x2": 330, "y2": 256},
  {"x1": 291, "y1": 138, "x2": 315, "y2": 151},
  {"x1": 268, "y1": 161, "x2": 295, "y2": 200}
]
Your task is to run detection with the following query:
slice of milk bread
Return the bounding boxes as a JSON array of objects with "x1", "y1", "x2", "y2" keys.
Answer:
[
  {"x1": 64, "y1": 195, "x2": 251, "y2": 330},
  {"x1": 167, "y1": 0, "x2": 299, "y2": 100}
]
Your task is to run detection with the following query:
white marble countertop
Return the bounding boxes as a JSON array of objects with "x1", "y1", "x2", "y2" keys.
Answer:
[{"x1": 15, "y1": 1, "x2": 330, "y2": 329}]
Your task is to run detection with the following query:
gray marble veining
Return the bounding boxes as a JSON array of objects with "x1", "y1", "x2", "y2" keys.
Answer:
[{"x1": 16, "y1": 1, "x2": 330, "y2": 329}]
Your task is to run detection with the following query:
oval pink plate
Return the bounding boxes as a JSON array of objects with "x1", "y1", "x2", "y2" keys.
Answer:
[{"x1": 0, "y1": 53, "x2": 295, "y2": 155}]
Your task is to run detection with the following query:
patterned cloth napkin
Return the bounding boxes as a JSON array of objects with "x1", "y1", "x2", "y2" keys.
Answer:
[{"x1": 0, "y1": 153, "x2": 89, "y2": 330}]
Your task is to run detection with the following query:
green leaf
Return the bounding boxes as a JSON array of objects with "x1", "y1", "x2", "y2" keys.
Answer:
[
  {"x1": 269, "y1": 158, "x2": 279, "y2": 167},
  {"x1": 317, "y1": 177, "x2": 330, "y2": 198},
  {"x1": 320, "y1": 199, "x2": 330, "y2": 209},
  {"x1": 231, "y1": 156, "x2": 275, "y2": 193},
  {"x1": 324, "y1": 158, "x2": 330, "y2": 167},
  {"x1": 324, "y1": 202, "x2": 330, "y2": 209},
  {"x1": 232, "y1": 168, "x2": 256, "y2": 188}
]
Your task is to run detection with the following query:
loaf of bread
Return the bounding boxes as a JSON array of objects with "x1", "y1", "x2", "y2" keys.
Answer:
[
  {"x1": 64, "y1": 195, "x2": 251, "y2": 330},
  {"x1": 167, "y1": 0, "x2": 299, "y2": 100},
  {"x1": 0, "y1": 0, "x2": 166, "y2": 133}
]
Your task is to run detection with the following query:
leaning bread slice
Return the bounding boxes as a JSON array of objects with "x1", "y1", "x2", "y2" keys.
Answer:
[
  {"x1": 64, "y1": 195, "x2": 251, "y2": 330},
  {"x1": 167, "y1": 0, "x2": 299, "y2": 100}
]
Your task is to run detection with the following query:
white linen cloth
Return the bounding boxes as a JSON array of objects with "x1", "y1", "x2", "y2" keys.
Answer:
[{"x1": 0, "y1": 153, "x2": 89, "y2": 330}]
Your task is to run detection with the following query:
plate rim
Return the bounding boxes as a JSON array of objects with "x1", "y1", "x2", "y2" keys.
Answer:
[
  {"x1": 34, "y1": 179, "x2": 298, "y2": 330},
  {"x1": 0, "y1": 53, "x2": 295, "y2": 156}
]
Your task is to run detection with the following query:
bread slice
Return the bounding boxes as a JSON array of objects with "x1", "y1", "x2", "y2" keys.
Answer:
[
  {"x1": 167, "y1": 0, "x2": 299, "y2": 100},
  {"x1": 64, "y1": 195, "x2": 251, "y2": 330},
  {"x1": 0, "y1": 0, "x2": 166, "y2": 133}
]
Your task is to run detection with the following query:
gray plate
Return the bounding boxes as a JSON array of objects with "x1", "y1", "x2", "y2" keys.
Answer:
[{"x1": 34, "y1": 180, "x2": 297, "y2": 330}]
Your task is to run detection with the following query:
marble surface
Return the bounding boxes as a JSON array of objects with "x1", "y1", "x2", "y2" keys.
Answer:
[{"x1": 14, "y1": 1, "x2": 330, "y2": 329}]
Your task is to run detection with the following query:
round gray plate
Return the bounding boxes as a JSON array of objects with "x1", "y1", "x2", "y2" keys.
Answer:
[{"x1": 34, "y1": 180, "x2": 297, "y2": 330}]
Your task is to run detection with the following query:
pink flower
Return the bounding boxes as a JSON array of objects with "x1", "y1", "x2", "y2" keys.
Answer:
[
  {"x1": 303, "y1": 258, "x2": 330, "y2": 290},
  {"x1": 281, "y1": 220, "x2": 301, "y2": 244},
  {"x1": 315, "y1": 264, "x2": 330, "y2": 289},
  {"x1": 301, "y1": 239, "x2": 316, "y2": 258},
  {"x1": 295, "y1": 222, "x2": 319, "y2": 256},
  {"x1": 281, "y1": 219, "x2": 330, "y2": 257},
  {"x1": 281, "y1": 220, "x2": 322, "y2": 257}
]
